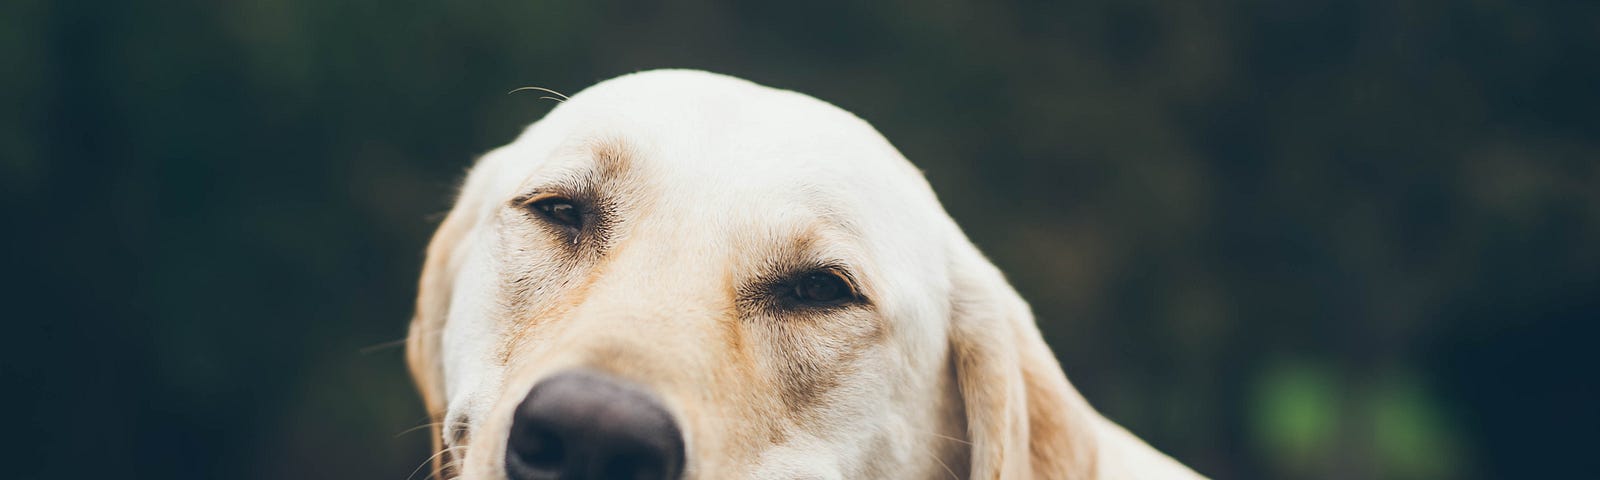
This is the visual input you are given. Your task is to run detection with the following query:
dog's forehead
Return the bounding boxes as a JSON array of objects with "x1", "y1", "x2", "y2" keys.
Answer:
[
  {"x1": 509, "y1": 70, "x2": 932, "y2": 217},
  {"x1": 592, "y1": 74, "x2": 894, "y2": 170},
  {"x1": 484, "y1": 70, "x2": 955, "y2": 287}
]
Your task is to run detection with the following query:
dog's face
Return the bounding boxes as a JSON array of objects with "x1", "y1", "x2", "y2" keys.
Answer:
[
  {"x1": 413, "y1": 71, "x2": 971, "y2": 479},
  {"x1": 408, "y1": 70, "x2": 1192, "y2": 480}
]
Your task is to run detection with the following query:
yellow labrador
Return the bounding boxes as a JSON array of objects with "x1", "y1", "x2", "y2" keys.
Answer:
[{"x1": 407, "y1": 70, "x2": 1205, "y2": 479}]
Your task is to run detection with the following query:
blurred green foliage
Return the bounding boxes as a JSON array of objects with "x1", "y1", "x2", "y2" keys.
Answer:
[
  {"x1": 3, "y1": 1, "x2": 1596, "y2": 479},
  {"x1": 1252, "y1": 362, "x2": 1338, "y2": 472}
]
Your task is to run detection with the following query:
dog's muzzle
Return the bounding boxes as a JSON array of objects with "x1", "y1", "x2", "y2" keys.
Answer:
[{"x1": 505, "y1": 370, "x2": 686, "y2": 480}]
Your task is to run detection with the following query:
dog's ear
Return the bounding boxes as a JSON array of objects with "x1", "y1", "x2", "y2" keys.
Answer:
[{"x1": 948, "y1": 245, "x2": 1103, "y2": 479}]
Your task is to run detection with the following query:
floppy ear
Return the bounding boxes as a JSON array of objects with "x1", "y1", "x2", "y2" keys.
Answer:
[{"x1": 948, "y1": 244, "x2": 1103, "y2": 479}]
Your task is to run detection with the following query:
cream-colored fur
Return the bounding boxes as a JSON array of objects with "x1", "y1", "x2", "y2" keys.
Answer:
[{"x1": 407, "y1": 69, "x2": 1206, "y2": 479}]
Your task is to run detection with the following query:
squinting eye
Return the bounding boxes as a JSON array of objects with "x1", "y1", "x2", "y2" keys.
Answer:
[
  {"x1": 525, "y1": 196, "x2": 583, "y2": 231},
  {"x1": 793, "y1": 271, "x2": 852, "y2": 305}
]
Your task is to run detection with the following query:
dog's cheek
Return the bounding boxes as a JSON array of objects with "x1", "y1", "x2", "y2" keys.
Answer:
[{"x1": 760, "y1": 310, "x2": 885, "y2": 419}]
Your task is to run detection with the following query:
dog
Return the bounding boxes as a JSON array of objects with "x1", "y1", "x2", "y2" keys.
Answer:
[{"x1": 406, "y1": 69, "x2": 1205, "y2": 479}]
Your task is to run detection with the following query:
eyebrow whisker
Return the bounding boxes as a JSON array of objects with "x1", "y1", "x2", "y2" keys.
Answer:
[{"x1": 507, "y1": 86, "x2": 570, "y2": 102}]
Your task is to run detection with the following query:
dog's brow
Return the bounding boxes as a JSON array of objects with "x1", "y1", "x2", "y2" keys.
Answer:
[
  {"x1": 514, "y1": 137, "x2": 635, "y2": 201},
  {"x1": 767, "y1": 229, "x2": 869, "y2": 296},
  {"x1": 587, "y1": 136, "x2": 633, "y2": 182}
]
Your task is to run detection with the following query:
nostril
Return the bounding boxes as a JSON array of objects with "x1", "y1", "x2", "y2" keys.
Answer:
[
  {"x1": 606, "y1": 451, "x2": 665, "y2": 480},
  {"x1": 508, "y1": 422, "x2": 565, "y2": 473}
]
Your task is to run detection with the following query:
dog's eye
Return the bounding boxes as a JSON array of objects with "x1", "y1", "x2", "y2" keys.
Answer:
[
  {"x1": 791, "y1": 271, "x2": 854, "y2": 306},
  {"x1": 523, "y1": 195, "x2": 583, "y2": 232}
]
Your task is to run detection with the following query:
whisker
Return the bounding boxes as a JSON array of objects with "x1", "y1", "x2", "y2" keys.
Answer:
[
  {"x1": 431, "y1": 452, "x2": 468, "y2": 480},
  {"x1": 911, "y1": 428, "x2": 973, "y2": 446},
  {"x1": 928, "y1": 445, "x2": 960, "y2": 480},
  {"x1": 395, "y1": 421, "x2": 445, "y2": 438},
  {"x1": 906, "y1": 427, "x2": 966, "y2": 479},
  {"x1": 407, "y1": 445, "x2": 466, "y2": 480},
  {"x1": 508, "y1": 86, "x2": 570, "y2": 102},
  {"x1": 360, "y1": 337, "x2": 409, "y2": 355}
]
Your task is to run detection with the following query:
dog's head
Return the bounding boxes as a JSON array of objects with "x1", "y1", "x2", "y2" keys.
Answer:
[{"x1": 407, "y1": 70, "x2": 1115, "y2": 479}]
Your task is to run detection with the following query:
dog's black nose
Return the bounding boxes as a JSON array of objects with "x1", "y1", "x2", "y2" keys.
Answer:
[{"x1": 505, "y1": 370, "x2": 685, "y2": 480}]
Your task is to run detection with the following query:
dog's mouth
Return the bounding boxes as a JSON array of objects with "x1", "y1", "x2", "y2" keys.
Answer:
[
  {"x1": 423, "y1": 417, "x2": 469, "y2": 479},
  {"x1": 438, "y1": 446, "x2": 465, "y2": 480}
]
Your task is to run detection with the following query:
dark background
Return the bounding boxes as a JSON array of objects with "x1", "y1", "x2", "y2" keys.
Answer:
[{"x1": 4, "y1": 1, "x2": 1596, "y2": 479}]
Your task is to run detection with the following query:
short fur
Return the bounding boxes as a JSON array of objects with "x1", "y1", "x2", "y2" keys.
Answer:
[{"x1": 407, "y1": 70, "x2": 1205, "y2": 479}]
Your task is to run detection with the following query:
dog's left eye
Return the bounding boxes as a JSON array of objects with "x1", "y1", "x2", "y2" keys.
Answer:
[{"x1": 790, "y1": 270, "x2": 855, "y2": 306}]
